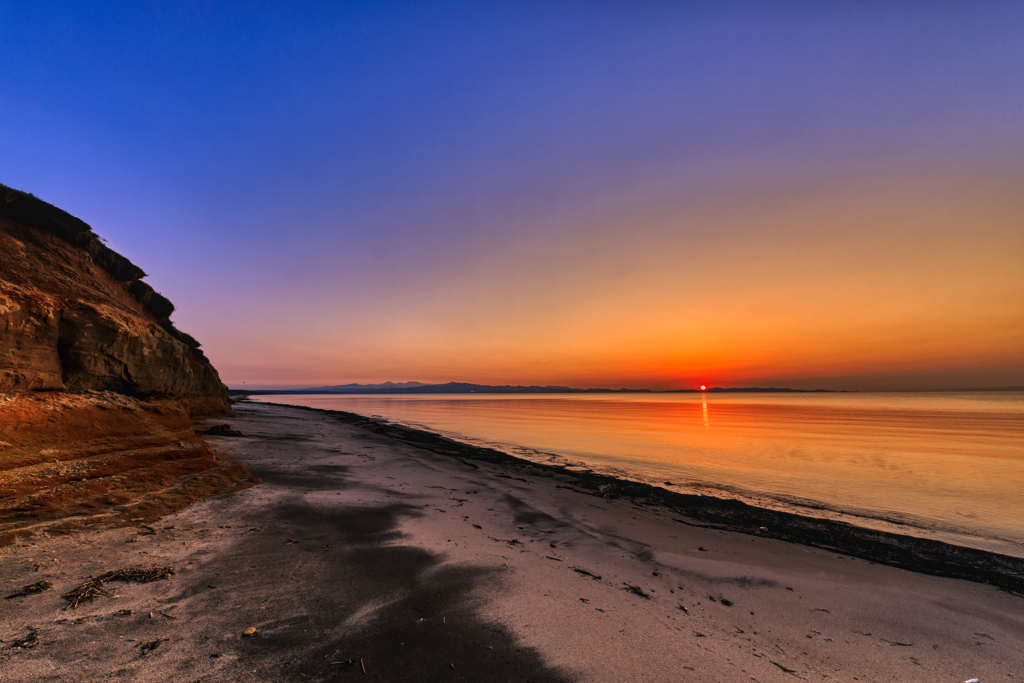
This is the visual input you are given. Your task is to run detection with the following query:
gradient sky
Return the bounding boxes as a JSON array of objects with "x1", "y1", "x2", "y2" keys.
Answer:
[{"x1": 2, "y1": 1, "x2": 1022, "y2": 390}]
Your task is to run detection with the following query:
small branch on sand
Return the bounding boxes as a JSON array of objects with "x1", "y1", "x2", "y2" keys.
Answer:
[
  {"x1": 880, "y1": 638, "x2": 913, "y2": 646},
  {"x1": 770, "y1": 660, "x2": 800, "y2": 676},
  {"x1": 572, "y1": 568, "x2": 602, "y2": 580}
]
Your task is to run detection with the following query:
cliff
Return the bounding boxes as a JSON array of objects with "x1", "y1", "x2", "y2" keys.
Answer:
[
  {"x1": 0, "y1": 185, "x2": 253, "y2": 544},
  {"x1": 0, "y1": 184, "x2": 230, "y2": 415}
]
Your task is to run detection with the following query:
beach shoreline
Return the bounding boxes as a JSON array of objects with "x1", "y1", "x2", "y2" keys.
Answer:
[
  {"x1": 2, "y1": 401, "x2": 1021, "y2": 682},
  {"x1": 247, "y1": 398, "x2": 1024, "y2": 596}
]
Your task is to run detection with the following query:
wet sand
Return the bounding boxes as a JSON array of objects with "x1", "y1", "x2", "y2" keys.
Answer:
[{"x1": 1, "y1": 401, "x2": 1021, "y2": 682}]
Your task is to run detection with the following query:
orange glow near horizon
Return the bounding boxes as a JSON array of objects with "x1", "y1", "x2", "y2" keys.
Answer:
[{"x1": 196, "y1": 163, "x2": 1024, "y2": 392}]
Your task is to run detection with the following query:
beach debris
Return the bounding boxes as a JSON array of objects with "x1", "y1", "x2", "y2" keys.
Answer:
[
  {"x1": 623, "y1": 583, "x2": 651, "y2": 599},
  {"x1": 572, "y1": 567, "x2": 602, "y2": 580},
  {"x1": 62, "y1": 566, "x2": 174, "y2": 609},
  {"x1": 63, "y1": 577, "x2": 108, "y2": 609},
  {"x1": 5, "y1": 580, "x2": 53, "y2": 599},
  {"x1": 9, "y1": 629, "x2": 39, "y2": 649},
  {"x1": 720, "y1": 598, "x2": 733, "y2": 606},
  {"x1": 139, "y1": 640, "x2": 162, "y2": 655},
  {"x1": 770, "y1": 660, "x2": 798, "y2": 675},
  {"x1": 243, "y1": 627, "x2": 258, "y2": 637},
  {"x1": 678, "y1": 605, "x2": 689, "y2": 614},
  {"x1": 964, "y1": 679, "x2": 980, "y2": 683},
  {"x1": 492, "y1": 537, "x2": 521, "y2": 545},
  {"x1": 361, "y1": 658, "x2": 366, "y2": 673},
  {"x1": 880, "y1": 638, "x2": 913, "y2": 646},
  {"x1": 205, "y1": 424, "x2": 244, "y2": 437},
  {"x1": 698, "y1": 547, "x2": 707, "y2": 552}
]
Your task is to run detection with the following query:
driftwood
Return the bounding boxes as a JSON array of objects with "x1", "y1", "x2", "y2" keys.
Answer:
[
  {"x1": 62, "y1": 577, "x2": 108, "y2": 609},
  {"x1": 62, "y1": 566, "x2": 174, "y2": 609}
]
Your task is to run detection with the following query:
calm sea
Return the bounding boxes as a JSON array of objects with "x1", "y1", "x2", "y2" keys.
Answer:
[{"x1": 250, "y1": 392, "x2": 1024, "y2": 557}]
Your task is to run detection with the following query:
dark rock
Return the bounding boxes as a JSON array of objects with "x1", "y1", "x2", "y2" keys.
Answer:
[{"x1": 205, "y1": 424, "x2": 245, "y2": 437}]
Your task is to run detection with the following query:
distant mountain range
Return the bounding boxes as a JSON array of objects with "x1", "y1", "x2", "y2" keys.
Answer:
[
  {"x1": 236, "y1": 381, "x2": 842, "y2": 395},
  {"x1": 302, "y1": 381, "x2": 431, "y2": 392}
]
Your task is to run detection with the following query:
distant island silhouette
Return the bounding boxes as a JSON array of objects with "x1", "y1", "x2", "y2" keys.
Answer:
[{"x1": 234, "y1": 381, "x2": 843, "y2": 395}]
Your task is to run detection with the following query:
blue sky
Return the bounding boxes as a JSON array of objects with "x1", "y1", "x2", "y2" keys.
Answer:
[{"x1": 2, "y1": 2, "x2": 1022, "y2": 389}]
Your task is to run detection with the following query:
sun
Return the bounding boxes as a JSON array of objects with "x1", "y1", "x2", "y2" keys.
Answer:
[{"x1": 700, "y1": 385, "x2": 707, "y2": 391}]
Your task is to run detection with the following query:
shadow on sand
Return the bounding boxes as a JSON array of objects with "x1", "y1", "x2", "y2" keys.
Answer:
[{"x1": 174, "y1": 498, "x2": 575, "y2": 682}]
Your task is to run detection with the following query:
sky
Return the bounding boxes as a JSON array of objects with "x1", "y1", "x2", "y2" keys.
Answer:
[{"x1": 1, "y1": 1, "x2": 1022, "y2": 391}]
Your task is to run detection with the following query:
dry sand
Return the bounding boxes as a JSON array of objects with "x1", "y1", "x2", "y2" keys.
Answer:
[{"x1": 1, "y1": 401, "x2": 1021, "y2": 682}]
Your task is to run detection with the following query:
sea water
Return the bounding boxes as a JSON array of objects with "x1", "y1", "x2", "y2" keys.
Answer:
[{"x1": 249, "y1": 392, "x2": 1024, "y2": 557}]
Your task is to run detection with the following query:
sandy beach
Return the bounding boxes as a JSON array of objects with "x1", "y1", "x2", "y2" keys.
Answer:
[{"x1": 2, "y1": 401, "x2": 1021, "y2": 682}]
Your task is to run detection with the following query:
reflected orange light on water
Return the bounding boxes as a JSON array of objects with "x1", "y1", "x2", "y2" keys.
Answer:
[{"x1": 254, "y1": 392, "x2": 1024, "y2": 555}]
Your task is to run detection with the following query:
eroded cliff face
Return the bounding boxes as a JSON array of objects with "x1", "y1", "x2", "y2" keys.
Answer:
[
  {"x1": 0, "y1": 185, "x2": 230, "y2": 415},
  {"x1": 0, "y1": 185, "x2": 253, "y2": 544}
]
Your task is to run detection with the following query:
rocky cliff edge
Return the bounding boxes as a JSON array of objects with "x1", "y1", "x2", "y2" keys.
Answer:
[
  {"x1": 0, "y1": 184, "x2": 230, "y2": 415},
  {"x1": 0, "y1": 185, "x2": 254, "y2": 544}
]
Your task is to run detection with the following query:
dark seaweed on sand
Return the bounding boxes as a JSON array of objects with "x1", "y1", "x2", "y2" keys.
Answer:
[
  {"x1": 623, "y1": 583, "x2": 651, "y2": 599},
  {"x1": 8, "y1": 629, "x2": 39, "y2": 649},
  {"x1": 248, "y1": 400, "x2": 1024, "y2": 596},
  {"x1": 5, "y1": 581, "x2": 53, "y2": 599}
]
